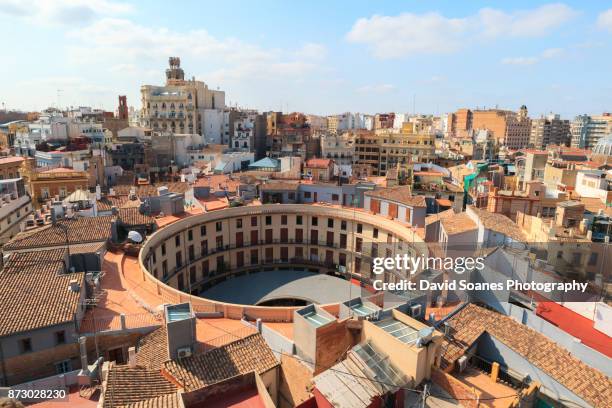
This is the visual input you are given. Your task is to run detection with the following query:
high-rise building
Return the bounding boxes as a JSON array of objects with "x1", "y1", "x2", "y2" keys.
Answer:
[
  {"x1": 570, "y1": 113, "x2": 612, "y2": 149},
  {"x1": 529, "y1": 114, "x2": 571, "y2": 149},
  {"x1": 140, "y1": 57, "x2": 225, "y2": 136}
]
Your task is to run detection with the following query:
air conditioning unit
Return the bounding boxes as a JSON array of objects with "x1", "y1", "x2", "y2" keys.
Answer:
[
  {"x1": 457, "y1": 355, "x2": 468, "y2": 372},
  {"x1": 177, "y1": 347, "x2": 192, "y2": 359},
  {"x1": 410, "y1": 304, "x2": 422, "y2": 318}
]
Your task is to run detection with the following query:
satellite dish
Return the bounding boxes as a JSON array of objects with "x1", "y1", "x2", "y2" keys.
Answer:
[{"x1": 128, "y1": 231, "x2": 143, "y2": 243}]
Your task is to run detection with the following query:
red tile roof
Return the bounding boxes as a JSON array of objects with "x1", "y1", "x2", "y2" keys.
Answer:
[
  {"x1": 305, "y1": 158, "x2": 332, "y2": 169},
  {"x1": 441, "y1": 304, "x2": 612, "y2": 408},
  {"x1": 0, "y1": 156, "x2": 25, "y2": 165},
  {"x1": 365, "y1": 186, "x2": 427, "y2": 207},
  {"x1": 4, "y1": 216, "x2": 113, "y2": 250},
  {"x1": 0, "y1": 249, "x2": 84, "y2": 336},
  {"x1": 163, "y1": 333, "x2": 279, "y2": 392},
  {"x1": 102, "y1": 364, "x2": 178, "y2": 408}
]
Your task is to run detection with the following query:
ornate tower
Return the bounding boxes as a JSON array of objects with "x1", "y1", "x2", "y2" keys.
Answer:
[
  {"x1": 118, "y1": 95, "x2": 128, "y2": 120},
  {"x1": 165, "y1": 57, "x2": 185, "y2": 85}
]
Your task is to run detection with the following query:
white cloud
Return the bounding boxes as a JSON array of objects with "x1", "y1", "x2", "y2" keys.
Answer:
[
  {"x1": 347, "y1": 13, "x2": 468, "y2": 58},
  {"x1": 356, "y1": 84, "x2": 396, "y2": 93},
  {"x1": 501, "y1": 47, "x2": 564, "y2": 66},
  {"x1": 541, "y1": 47, "x2": 564, "y2": 58},
  {"x1": 597, "y1": 9, "x2": 612, "y2": 32},
  {"x1": 478, "y1": 4, "x2": 576, "y2": 38},
  {"x1": 0, "y1": 0, "x2": 132, "y2": 25},
  {"x1": 501, "y1": 57, "x2": 539, "y2": 66},
  {"x1": 66, "y1": 18, "x2": 324, "y2": 85},
  {"x1": 347, "y1": 4, "x2": 577, "y2": 59},
  {"x1": 294, "y1": 43, "x2": 327, "y2": 60}
]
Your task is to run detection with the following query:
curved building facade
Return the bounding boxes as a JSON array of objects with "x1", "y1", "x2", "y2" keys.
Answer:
[{"x1": 139, "y1": 204, "x2": 425, "y2": 321}]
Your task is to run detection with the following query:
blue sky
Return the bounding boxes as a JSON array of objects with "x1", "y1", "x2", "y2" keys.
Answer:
[{"x1": 0, "y1": 0, "x2": 610, "y2": 117}]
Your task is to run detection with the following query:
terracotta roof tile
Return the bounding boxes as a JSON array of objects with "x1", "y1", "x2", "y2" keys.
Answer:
[
  {"x1": 441, "y1": 304, "x2": 612, "y2": 408},
  {"x1": 136, "y1": 326, "x2": 169, "y2": 370},
  {"x1": 116, "y1": 393, "x2": 181, "y2": 408},
  {"x1": 97, "y1": 195, "x2": 141, "y2": 212},
  {"x1": 3, "y1": 216, "x2": 113, "y2": 251},
  {"x1": 102, "y1": 365, "x2": 178, "y2": 408},
  {"x1": 365, "y1": 186, "x2": 427, "y2": 207},
  {"x1": 425, "y1": 209, "x2": 456, "y2": 225},
  {"x1": 118, "y1": 207, "x2": 155, "y2": 227},
  {"x1": 440, "y1": 213, "x2": 478, "y2": 235},
  {"x1": 260, "y1": 182, "x2": 300, "y2": 191},
  {"x1": 305, "y1": 158, "x2": 332, "y2": 169},
  {"x1": 0, "y1": 249, "x2": 84, "y2": 336},
  {"x1": 467, "y1": 206, "x2": 527, "y2": 242},
  {"x1": 163, "y1": 333, "x2": 279, "y2": 392}
]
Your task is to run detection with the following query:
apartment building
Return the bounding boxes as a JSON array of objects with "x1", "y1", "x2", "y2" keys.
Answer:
[
  {"x1": 0, "y1": 178, "x2": 32, "y2": 245},
  {"x1": 530, "y1": 113, "x2": 571, "y2": 149},
  {"x1": 0, "y1": 249, "x2": 86, "y2": 386},
  {"x1": 570, "y1": 113, "x2": 612, "y2": 149},
  {"x1": 320, "y1": 131, "x2": 355, "y2": 177},
  {"x1": 452, "y1": 106, "x2": 531, "y2": 149},
  {"x1": 0, "y1": 156, "x2": 24, "y2": 180},
  {"x1": 376, "y1": 123, "x2": 436, "y2": 172},
  {"x1": 140, "y1": 57, "x2": 225, "y2": 136},
  {"x1": 24, "y1": 166, "x2": 89, "y2": 207}
]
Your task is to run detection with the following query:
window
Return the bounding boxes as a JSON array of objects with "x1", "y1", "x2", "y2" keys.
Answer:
[
  {"x1": 312, "y1": 217, "x2": 318, "y2": 226},
  {"x1": 265, "y1": 215, "x2": 272, "y2": 225},
  {"x1": 175, "y1": 235, "x2": 180, "y2": 246},
  {"x1": 251, "y1": 216, "x2": 258, "y2": 227},
  {"x1": 55, "y1": 360, "x2": 71, "y2": 374},
  {"x1": 281, "y1": 215, "x2": 287, "y2": 225},
  {"x1": 200, "y1": 225, "x2": 207, "y2": 236},
  {"x1": 304, "y1": 191, "x2": 312, "y2": 199},
  {"x1": 216, "y1": 221, "x2": 222, "y2": 232},
  {"x1": 190, "y1": 266, "x2": 196, "y2": 284},
  {"x1": 357, "y1": 223, "x2": 363, "y2": 234},
  {"x1": 332, "y1": 194, "x2": 339, "y2": 201},
  {"x1": 188, "y1": 230, "x2": 193, "y2": 241},
  {"x1": 341, "y1": 220, "x2": 347, "y2": 230},
  {"x1": 340, "y1": 234, "x2": 347, "y2": 249},
  {"x1": 161, "y1": 243, "x2": 166, "y2": 256},
  {"x1": 328, "y1": 218, "x2": 334, "y2": 228},
  {"x1": 216, "y1": 236, "x2": 223, "y2": 250},
  {"x1": 55, "y1": 331, "x2": 66, "y2": 345},
  {"x1": 373, "y1": 228, "x2": 379, "y2": 239},
  {"x1": 19, "y1": 338, "x2": 32, "y2": 354},
  {"x1": 588, "y1": 252, "x2": 598, "y2": 266},
  {"x1": 175, "y1": 252, "x2": 182, "y2": 268},
  {"x1": 236, "y1": 219, "x2": 242, "y2": 229},
  {"x1": 188, "y1": 245, "x2": 195, "y2": 261},
  {"x1": 296, "y1": 215, "x2": 303, "y2": 225},
  {"x1": 355, "y1": 237, "x2": 363, "y2": 252},
  {"x1": 162, "y1": 260, "x2": 168, "y2": 278}
]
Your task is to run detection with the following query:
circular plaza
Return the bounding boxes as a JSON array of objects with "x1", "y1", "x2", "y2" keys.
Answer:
[{"x1": 138, "y1": 204, "x2": 425, "y2": 321}]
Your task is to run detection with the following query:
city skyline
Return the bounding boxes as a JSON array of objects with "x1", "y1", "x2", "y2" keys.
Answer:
[{"x1": 0, "y1": 0, "x2": 611, "y2": 117}]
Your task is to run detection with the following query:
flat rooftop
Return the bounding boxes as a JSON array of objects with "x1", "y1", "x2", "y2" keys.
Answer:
[{"x1": 201, "y1": 270, "x2": 368, "y2": 305}]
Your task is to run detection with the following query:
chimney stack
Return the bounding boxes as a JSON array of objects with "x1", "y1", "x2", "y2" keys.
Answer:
[
  {"x1": 69, "y1": 279, "x2": 80, "y2": 292},
  {"x1": 128, "y1": 347, "x2": 137, "y2": 368}
]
